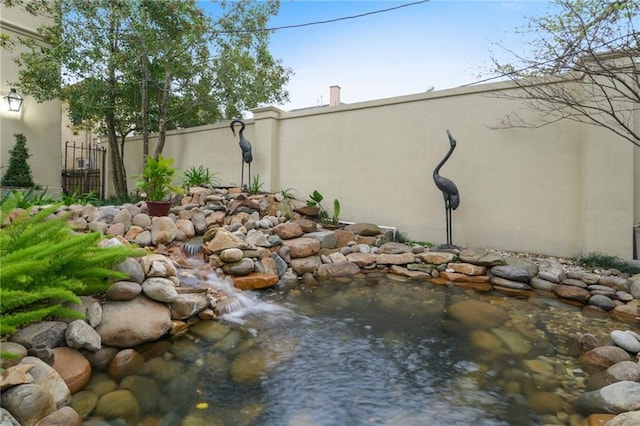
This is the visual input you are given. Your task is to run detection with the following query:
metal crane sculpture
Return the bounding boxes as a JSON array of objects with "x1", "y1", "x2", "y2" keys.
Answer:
[
  {"x1": 433, "y1": 129, "x2": 460, "y2": 247},
  {"x1": 230, "y1": 119, "x2": 253, "y2": 189}
]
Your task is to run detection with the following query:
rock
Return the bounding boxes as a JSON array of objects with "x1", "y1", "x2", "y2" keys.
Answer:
[
  {"x1": 219, "y1": 248, "x2": 244, "y2": 263},
  {"x1": 562, "y1": 278, "x2": 588, "y2": 288},
  {"x1": 447, "y1": 262, "x2": 486, "y2": 276},
  {"x1": 417, "y1": 251, "x2": 456, "y2": 265},
  {"x1": 599, "y1": 276, "x2": 630, "y2": 292},
  {"x1": 343, "y1": 222, "x2": 380, "y2": 236},
  {"x1": 0, "y1": 407, "x2": 21, "y2": 426},
  {"x1": 528, "y1": 391, "x2": 565, "y2": 414},
  {"x1": 375, "y1": 252, "x2": 415, "y2": 265},
  {"x1": 290, "y1": 256, "x2": 322, "y2": 275},
  {"x1": 149, "y1": 216, "x2": 176, "y2": 245},
  {"x1": 537, "y1": 258, "x2": 566, "y2": 283},
  {"x1": 232, "y1": 273, "x2": 279, "y2": 290},
  {"x1": 305, "y1": 230, "x2": 337, "y2": 249},
  {"x1": 605, "y1": 411, "x2": 640, "y2": 426},
  {"x1": 553, "y1": 284, "x2": 592, "y2": 304},
  {"x1": 19, "y1": 356, "x2": 71, "y2": 408},
  {"x1": 346, "y1": 252, "x2": 377, "y2": 267},
  {"x1": 447, "y1": 300, "x2": 509, "y2": 329},
  {"x1": 1, "y1": 384, "x2": 57, "y2": 426},
  {"x1": 105, "y1": 281, "x2": 143, "y2": 301},
  {"x1": 83, "y1": 347, "x2": 118, "y2": 371},
  {"x1": 610, "y1": 304, "x2": 640, "y2": 325},
  {"x1": 281, "y1": 237, "x2": 321, "y2": 258},
  {"x1": 290, "y1": 218, "x2": 318, "y2": 233},
  {"x1": 119, "y1": 375, "x2": 160, "y2": 415},
  {"x1": 170, "y1": 293, "x2": 211, "y2": 320},
  {"x1": 610, "y1": 330, "x2": 640, "y2": 353},
  {"x1": 141, "y1": 277, "x2": 178, "y2": 303},
  {"x1": 0, "y1": 364, "x2": 34, "y2": 390},
  {"x1": 574, "y1": 381, "x2": 640, "y2": 415},
  {"x1": 34, "y1": 405, "x2": 82, "y2": 426},
  {"x1": 132, "y1": 213, "x2": 152, "y2": 228},
  {"x1": 459, "y1": 248, "x2": 505, "y2": 266},
  {"x1": 376, "y1": 241, "x2": 410, "y2": 254},
  {"x1": 530, "y1": 277, "x2": 557, "y2": 292},
  {"x1": 96, "y1": 296, "x2": 172, "y2": 348},
  {"x1": 11, "y1": 321, "x2": 67, "y2": 352},
  {"x1": 65, "y1": 320, "x2": 101, "y2": 352},
  {"x1": 490, "y1": 276, "x2": 534, "y2": 290},
  {"x1": 112, "y1": 257, "x2": 145, "y2": 283},
  {"x1": 107, "y1": 349, "x2": 145, "y2": 381},
  {"x1": 272, "y1": 222, "x2": 303, "y2": 239},
  {"x1": 0, "y1": 342, "x2": 28, "y2": 369},
  {"x1": 175, "y1": 218, "x2": 195, "y2": 238},
  {"x1": 316, "y1": 262, "x2": 360, "y2": 280},
  {"x1": 106, "y1": 222, "x2": 125, "y2": 236},
  {"x1": 579, "y1": 346, "x2": 632, "y2": 374},
  {"x1": 205, "y1": 228, "x2": 250, "y2": 253},
  {"x1": 588, "y1": 295, "x2": 616, "y2": 311},
  {"x1": 222, "y1": 258, "x2": 255, "y2": 275},
  {"x1": 490, "y1": 265, "x2": 533, "y2": 283},
  {"x1": 93, "y1": 389, "x2": 140, "y2": 424},
  {"x1": 51, "y1": 347, "x2": 91, "y2": 394}
]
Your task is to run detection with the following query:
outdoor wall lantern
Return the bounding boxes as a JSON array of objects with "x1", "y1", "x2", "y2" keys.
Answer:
[{"x1": 4, "y1": 88, "x2": 24, "y2": 112}]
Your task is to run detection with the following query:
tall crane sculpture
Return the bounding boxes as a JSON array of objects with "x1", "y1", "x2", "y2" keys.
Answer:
[
  {"x1": 433, "y1": 129, "x2": 460, "y2": 246},
  {"x1": 230, "y1": 119, "x2": 253, "y2": 189}
]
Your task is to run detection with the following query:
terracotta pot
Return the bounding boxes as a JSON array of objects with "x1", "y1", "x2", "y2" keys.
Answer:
[{"x1": 146, "y1": 201, "x2": 172, "y2": 217}]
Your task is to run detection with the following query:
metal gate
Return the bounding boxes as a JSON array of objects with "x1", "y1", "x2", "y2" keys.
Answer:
[{"x1": 61, "y1": 141, "x2": 106, "y2": 199}]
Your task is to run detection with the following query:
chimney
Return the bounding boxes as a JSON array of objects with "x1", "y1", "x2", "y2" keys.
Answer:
[{"x1": 329, "y1": 85, "x2": 341, "y2": 107}]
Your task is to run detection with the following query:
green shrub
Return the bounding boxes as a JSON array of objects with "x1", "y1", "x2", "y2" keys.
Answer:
[
  {"x1": 0, "y1": 201, "x2": 144, "y2": 336},
  {"x1": 0, "y1": 187, "x2": 55, "y2": 208},
  {"x1": 1, "y1": 133, "x2": 35, "y2": 188},
  {"x1": 181, "y1": 165, "x2": 220, "y2": 188},
  {"x1": 573, "y1": 252, "x2": 640, "y2": 275}
]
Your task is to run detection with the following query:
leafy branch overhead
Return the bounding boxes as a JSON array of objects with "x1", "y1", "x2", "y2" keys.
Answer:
[
  {"x1": 490, "y1": 0, "x2": 640, "y2": 148},
  {"x1": 7, "y1": 0, "x2": 292, "y2": 197}
]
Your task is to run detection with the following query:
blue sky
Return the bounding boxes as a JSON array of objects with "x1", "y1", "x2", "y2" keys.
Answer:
[{"x1": 208, "y1": 1, "x2": 556, "y2": 111}]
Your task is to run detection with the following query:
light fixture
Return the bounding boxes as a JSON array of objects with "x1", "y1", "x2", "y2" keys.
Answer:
[{"x1": 5, "y1": 88, "x2": 24, "y2": 112}]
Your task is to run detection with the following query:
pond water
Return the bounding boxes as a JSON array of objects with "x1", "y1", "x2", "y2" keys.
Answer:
[{"x1": 85, "y1": 270, "x2": 621, "y2": 426}]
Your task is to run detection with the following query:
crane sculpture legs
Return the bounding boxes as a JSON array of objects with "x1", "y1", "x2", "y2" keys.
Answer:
[
  {"x1": 445, "y1": 202, "x2": 453, "y2": 247},
  {"x1": 240, "y1": 160, "x2": 251, "y2": 190}
]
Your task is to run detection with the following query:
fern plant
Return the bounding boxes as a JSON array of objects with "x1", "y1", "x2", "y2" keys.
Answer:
[{"x1": 0, "y1": 201, "x2": 144, "y2": 336}]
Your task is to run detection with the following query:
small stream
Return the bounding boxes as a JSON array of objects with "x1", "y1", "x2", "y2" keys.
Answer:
[{"x1": 83, "y1": 266, "x2": 622, "y2": 426}]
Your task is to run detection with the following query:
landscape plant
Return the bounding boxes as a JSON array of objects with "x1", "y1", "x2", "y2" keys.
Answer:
[
  {"x1": 136, "y1": 155, "x2": 183, "y2": 201},
  {"x1": 307, "y1": 190, "x2": 341, "y2": 225},
  {"x1": 0, "y1": 187, "x2": 55, "y2": 208},
  {"x1": 248, "y1": 174, "x2": 264, "y2": 195},
  {"x1": 181, "y1": 165, "x2": 220, "y2": 188},
  {"x1": 0, "y1": 133, "x2": 35, "y2": 188},
  {"x1": 0, "y1": 201, "x2": 143, "y2": 336}
]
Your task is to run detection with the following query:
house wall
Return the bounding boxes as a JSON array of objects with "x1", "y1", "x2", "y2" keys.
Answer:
[
  {"x1": 0, "y1": 3, "x2": 62, "y2": 195},
  {"x1": 115, "y1": 76, "x2": 638, "y2": 259}
]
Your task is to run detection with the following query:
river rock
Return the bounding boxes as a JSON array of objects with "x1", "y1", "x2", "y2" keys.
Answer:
[
  {"x1": 150, "y1": 216, "x2": 177, "y2": 245},
  {"x1": 305, "y1": 230, "x2": 337, "y2": 249},
  {"x1": 1, "y1": 384, "x2": 57, "y2": 426},
  {"x1": 376, "y1": 252, "x2": 415, "y2": 265},
  {"x1": 119, "y1": 375, "x2": 160, "y2": 415},
  {"x1": 553, "y1": 284, "x2": 592, "y2": 303},
  {"x1": 63, "y1": 320, "x2": 100, "y2": 352},
  {"x1": 610, "y1": 304, "x2": 640, "y2": 325},
  {"x1": 176, "y1": 218, "x2": 195, "y2": 238},
  {"x1": 588, "y1": 361, "x2": 640, "y2": 390},
  {"x1": 281, "y1": 237, "x2": 321, "y2": 258},
  {"x1": 105, "y1": 280, "x2": 142, "y2": 301},
  {"x1": 459, "y1": 248, "x2": 505, "y2": 266},
  {"x1": 51, "y1": 347, "x2": 91, "y2": 394},
  {"x1": 222, "y1": 258, "x2": 255, "y2": 275},
  {"x1": 447, "y1": 300, "x2": 509, "y2": 329},
  {"x1": 93, "y1": 389, "x2": 140, "y2": 424},
  {"x1": 605, "y1": 411, "x2": 640, "y2": 426},
  {"x1": 272, "y1": 222, "x2": 303, "y2": 239},
  {"x1": 579, "y1": 346, "x2": 632, "y2": 373},
  {"x1": 0, "y1": 342, "x2": 28, "y2": 369},
  {"x1": 316, "y1": 262, "x2": 360, "y2": 279},
  {"x1": 290, "y1": 256, "x2": 322, "y2": 275},
  {"x1": 141, "y1": 277, "x2": 179, "y2": 303},
  {"x1": 490, "y1": 265, "x2": 533, "y2": 283},
  {"x1": 574, "y1": 381, "x2": 640, "y2": 415},
  {"x1": 232, "y1": 273, "x2": 279, "y2": 290},
  {"x1": 113, "y1": 257, "x2": 145, "y2": 283},
  {"x1": 588, "y1": 295, "x2": 616, "y2": 311},
  {"x1": 33, "y1": 405, "x2": 82, "y2": 426},
  {"x1": 107, "y1": 349, "x2": 145, "y2": 381},
  {"x1": 0, "y1": 364, "x2": 34, "y2": 390},
  {"x1": 11, "y1": 322, "x2": 67, "y2": 352},
  {"x1": 599, "y1": 276, "x2": 630, "y2": 292},
  {"x1": 343, "y1": 222, "x2": 380, "y2": 236},
  {"x1": 220, "y1": 248, "x2": 244, "y2": 263},
  {"x1": 610, "y1": 330, "x2": 640, "y2": 353},
  {"x1": 84, "y1": 347, "x2": 119, "y2": 371},
  {"x1": 170, "y1": 293, "x2": 211, "y2": 320},
  {"x1": 96, "y1": 296, "x2": 172, "y2": 348},
  {"x1": 19, "y1": 356, "x2": 70, "y2": 408},
  {"x1": 537, "y1": 258, "x2": 566, "y2": 283},
  {"x1": 530, "y1": 277, "x2": 557, "y2": 292}
]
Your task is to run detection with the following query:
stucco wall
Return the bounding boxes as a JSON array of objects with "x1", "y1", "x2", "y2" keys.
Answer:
[
  {"x1": 0, "y1": 3, "x2": 62, "y2": 194},
  {"x1": 113, "y1": 78, "x2": 637, "y2": 260}
]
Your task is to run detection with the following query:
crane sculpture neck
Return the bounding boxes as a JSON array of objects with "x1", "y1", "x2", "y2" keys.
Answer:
[
  {"x1": 433, "y1": 141, "x2": 455, "y2": 178},
  {"x1": 230, "y1": 119, "x2": 245, "y2": 137}
]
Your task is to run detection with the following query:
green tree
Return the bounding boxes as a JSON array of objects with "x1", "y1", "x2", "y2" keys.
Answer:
[
  {"x1": 6, "y1": 0, "x2": 292, "y2": 196},
  {"x1": 490, "y1": 0, "x2": 639, "y2": 148},
  {"x1": 1, "y1": 133, "x2": 35, "y2": 188}
]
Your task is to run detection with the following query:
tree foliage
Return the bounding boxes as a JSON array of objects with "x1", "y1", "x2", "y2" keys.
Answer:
[
  {"x1": 0, "y1": 200, "x2": 144, "y2": 336},
  {"x1": 491, "y1": 0, "x2": 639, "y2": 148},
  {"x1": 0, "y1": 133, "x2": 35, "y2": 188},
  {"x1": 7, "y1": 0, "x2": 292, "y2": 196}
]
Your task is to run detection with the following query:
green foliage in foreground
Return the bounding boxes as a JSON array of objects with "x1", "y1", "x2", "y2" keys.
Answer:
[
  {"x1": 0, "y1": 201, "x2": 144, "y2": 336},
  {"x1": 573, "y1": 252, "x2": 640, "y2": 275}
]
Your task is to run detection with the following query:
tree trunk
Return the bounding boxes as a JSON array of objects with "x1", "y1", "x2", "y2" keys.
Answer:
[{"x1": 153, "y1": 71, "x2": 172, "y2": 158}]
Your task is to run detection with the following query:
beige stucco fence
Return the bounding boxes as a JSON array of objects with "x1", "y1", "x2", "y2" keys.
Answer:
[{"x1": 112, "y1": 78, "x2": 639, "y2": 260}]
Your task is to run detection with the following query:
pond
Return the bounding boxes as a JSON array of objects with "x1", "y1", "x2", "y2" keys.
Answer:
[{"x1": 83, "y1": 269, "x2": 620, "y2": 426}]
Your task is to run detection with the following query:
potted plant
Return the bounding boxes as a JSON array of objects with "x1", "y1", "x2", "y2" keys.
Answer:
[{"x1": 136, "y1": 155, "x2": 183, "y2": 216}]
